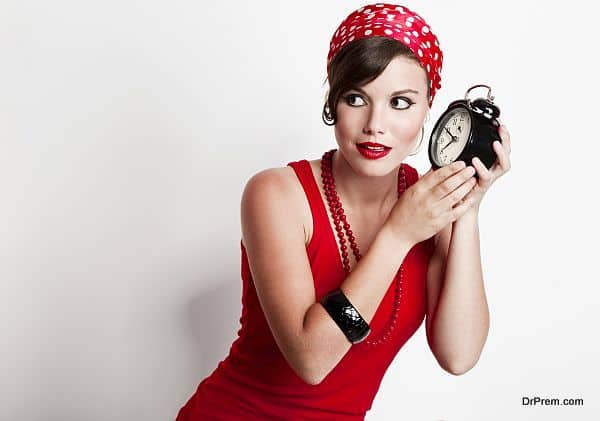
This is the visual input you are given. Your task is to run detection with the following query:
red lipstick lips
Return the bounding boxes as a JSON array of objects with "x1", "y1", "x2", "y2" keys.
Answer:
[
  {"x1": 356, "y1": 142, "x2": 392, "y2": 159},
  {"x1": 357, "y1": 141, "x2": 391, "y2": 149}
]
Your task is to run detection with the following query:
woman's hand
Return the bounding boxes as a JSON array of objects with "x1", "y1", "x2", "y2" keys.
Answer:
[
  {"x1": 385, "y1": 160, "x2": 478, "y2": 246},
  {"x1": 459, "y1": 123, "x2": 512, "y2": 212}
]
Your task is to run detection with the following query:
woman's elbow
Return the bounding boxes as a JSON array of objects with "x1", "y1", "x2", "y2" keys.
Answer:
[
  {"x1": 298, "y1": 358, "x2": 332, "y2": 385},
  {"x1": 445, "y1": 364, "x2": 471, "y2": 376},
  {"x1": 302, "y1": 372, "x2": 326, "y2": 386},
  {"x1": 281, "y1": 349, "x2": 329, "y2": 386},
  {"x1": 290, "y1": 363, "x2": 326, "y2": 386},
  {"x1": 443, "y1": 358, "x2": 479, "y2": 376}
]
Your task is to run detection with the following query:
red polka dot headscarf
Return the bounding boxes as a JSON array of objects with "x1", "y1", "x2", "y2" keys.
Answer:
[{"x1": 327, "y1": 3, "x2": 443, "y2": 106}]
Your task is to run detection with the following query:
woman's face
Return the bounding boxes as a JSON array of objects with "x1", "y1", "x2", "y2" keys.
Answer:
[{"x1": 334, "y1": 55, "x2": 430, "y2": 177}]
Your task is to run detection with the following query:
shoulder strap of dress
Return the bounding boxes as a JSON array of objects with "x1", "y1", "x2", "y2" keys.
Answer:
[{"x1": 286, "y1": 159, "x2": 329, "y2": 230}]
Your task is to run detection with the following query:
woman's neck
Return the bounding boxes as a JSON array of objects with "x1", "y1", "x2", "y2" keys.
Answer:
[{"x1": 331, "y1": 150, "x2": 399, "y2": 217}]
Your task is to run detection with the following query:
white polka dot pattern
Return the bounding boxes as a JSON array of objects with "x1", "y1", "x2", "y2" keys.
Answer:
[{"x1": 327, "y1": 3, "x2": 443, "y2": 106}]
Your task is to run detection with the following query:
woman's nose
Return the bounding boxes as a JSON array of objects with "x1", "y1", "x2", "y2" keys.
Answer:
[
  {"x1": 363, "y1": 127, "x2": 385, "y2": 135},
  {"x1": 363, "y1": 108, "x2": 386, "y2": 135}
]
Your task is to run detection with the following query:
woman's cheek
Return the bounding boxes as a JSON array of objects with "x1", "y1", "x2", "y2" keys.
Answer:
[
  {"x1": 388, "y1": 116, "x2": 418, "y2": 140},
  {"x1": 335, "y1": 106, "x2": 362, "y2": 139}
]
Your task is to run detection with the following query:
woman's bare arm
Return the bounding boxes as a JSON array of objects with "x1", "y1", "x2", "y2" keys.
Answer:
[
  {"x1": 425, "y1": 210, "x2": 489, "y2": 375},
  {"x1": 241, "y1": 168, "x2": 413, "y2": 385}
]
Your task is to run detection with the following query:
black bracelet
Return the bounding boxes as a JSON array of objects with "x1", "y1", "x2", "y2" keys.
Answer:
[{"x1": 320, "y1": 288, "x2": 371, "y2": 344}]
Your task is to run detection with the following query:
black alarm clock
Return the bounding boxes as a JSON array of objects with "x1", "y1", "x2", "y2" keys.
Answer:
[{"x1": 428, "y1": 84, "x2": 501, "y2": 171}]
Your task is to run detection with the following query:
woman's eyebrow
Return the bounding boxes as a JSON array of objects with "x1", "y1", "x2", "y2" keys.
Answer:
[{"x1": 350, "y1": 86, "x2": 419, "y2": 98}]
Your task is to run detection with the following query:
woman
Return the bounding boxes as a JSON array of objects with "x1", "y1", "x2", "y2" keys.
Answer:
[{"x1": 176, "y1": 3, "x2": 511, "y2": 420}]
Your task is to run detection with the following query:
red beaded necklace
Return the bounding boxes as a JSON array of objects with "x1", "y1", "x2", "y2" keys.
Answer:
[{"x1": 320, "y1": 148, "x2": 407, "y2": 346}]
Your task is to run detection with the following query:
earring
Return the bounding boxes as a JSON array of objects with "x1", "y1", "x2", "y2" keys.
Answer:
[{"x1": 408, "y1": 126, "x2": 425, "y2": 156}]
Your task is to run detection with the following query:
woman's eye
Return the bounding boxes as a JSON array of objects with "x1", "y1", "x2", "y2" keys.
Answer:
[
  {"x1": 345, "y1": 94, "x2": 365, "y2": 106},
  {"x1": 391, "y1": 97, "x2": 413, "y2": 110},
  {"x1": 345, "y1": 94, "x2": 414, "y2": 110}
]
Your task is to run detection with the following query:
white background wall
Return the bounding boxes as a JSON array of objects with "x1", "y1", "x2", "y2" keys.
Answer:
[{"x1": 2, "y1": 1, "x2": 598, "y2": 420}]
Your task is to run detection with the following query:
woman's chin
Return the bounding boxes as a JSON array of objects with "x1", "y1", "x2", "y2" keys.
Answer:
[{"x1": 348, "y1": 156, "x2": 401, "y2": 178}]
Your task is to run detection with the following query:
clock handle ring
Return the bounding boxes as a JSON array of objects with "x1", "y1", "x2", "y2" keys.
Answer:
[{"x1": 465, "y1": 84, "x2": 494, "y2": 109}]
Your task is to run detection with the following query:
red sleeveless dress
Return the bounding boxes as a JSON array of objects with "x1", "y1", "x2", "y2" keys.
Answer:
[{"x1": 175, "y1": 159, "x2": 435, "y2": 420}]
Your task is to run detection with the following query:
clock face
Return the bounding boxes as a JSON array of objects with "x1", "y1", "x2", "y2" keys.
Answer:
[{"x1": 430, "y1": 107, "x2": 472, "y2": 166}]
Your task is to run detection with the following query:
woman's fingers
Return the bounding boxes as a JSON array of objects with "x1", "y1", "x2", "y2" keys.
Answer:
[
  {"x1": 438, "y1": 175, "x2": 476, "y2": 211},
  {"x1": 472, "y1": 156, "x2": 493, "y2": 185},
  {"x1": 434, "y1": 165, "x2": 476, "y2": 200},
  {"x1": 499, "y1": 124, "x2": 511, "y2": 155},
  {"x1": 418, "y1": 160, "x2": 467, "y2": 191},
  {"x1": 450, "y1": 191, "x2": 477, "y2": 219},
  {"x1": 473, "y1": 125, "x2": 511, "y2": 182},
  {"x1": 493, "y1": 140, "x2": 511, "y2": 173}
]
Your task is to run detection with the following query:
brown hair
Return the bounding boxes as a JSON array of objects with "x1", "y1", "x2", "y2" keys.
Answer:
[{"x1": 322, "y1": 36, "x2": 430, "y2": 126}]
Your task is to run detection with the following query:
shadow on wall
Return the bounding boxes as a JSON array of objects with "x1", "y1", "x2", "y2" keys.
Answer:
[{"x1": 186, "y1": 278, "x2": 242, "y2": 379}]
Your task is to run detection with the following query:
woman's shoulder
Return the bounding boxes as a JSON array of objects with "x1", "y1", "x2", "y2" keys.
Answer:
[
  {"x1": 242, "y1": 162, "x2": 312, "y2": 216},
  {"x1": 241, "y1": 163, "x2": 312, "y2": 239},
  {"x1": 242, "y1": 162, "x2": 306, "y2": 194},
  {"x1": 244, "y1": 157, "x2": 322, "y2": 190}
]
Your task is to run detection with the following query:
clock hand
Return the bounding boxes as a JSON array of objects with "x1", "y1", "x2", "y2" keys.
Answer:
[
  {"x1": 442, "y1": 127, "x2": 458, "y2": 153},
  {"x1": 444, "y1": 127, "x2": 459, "y2": 142},
  {"x1": 440, "y1": 140, "x2": 454, "y2": 153}
]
